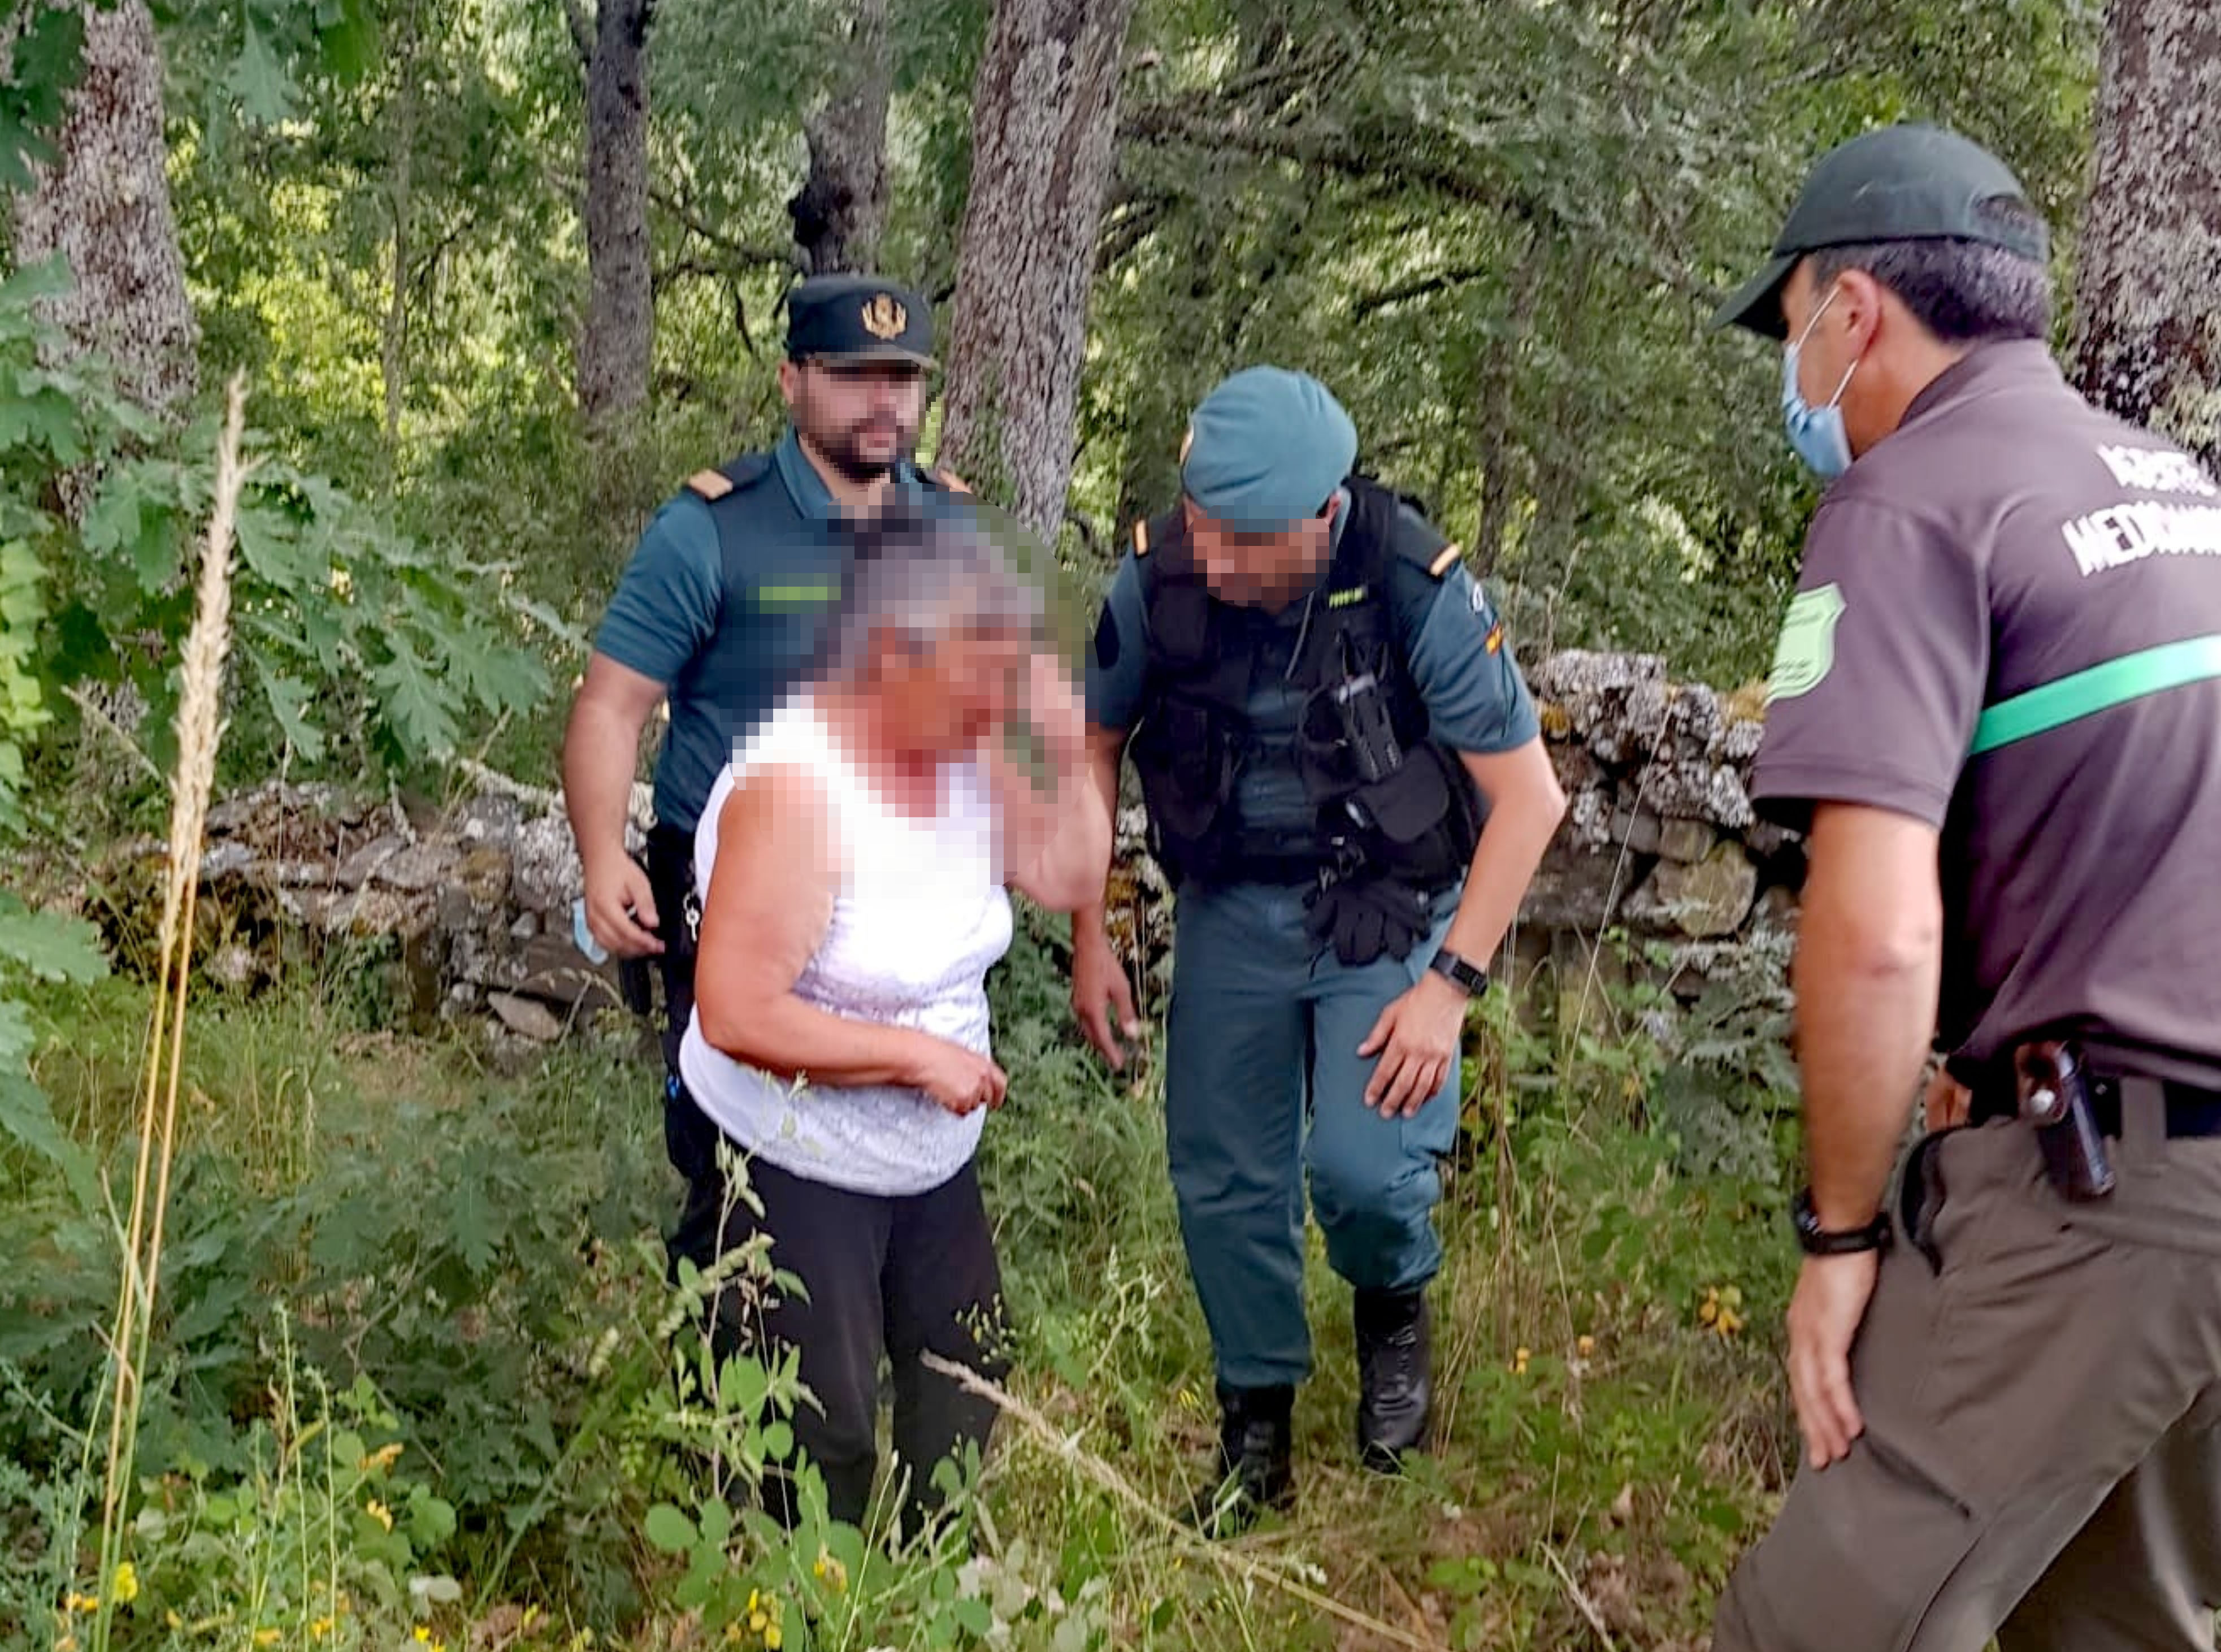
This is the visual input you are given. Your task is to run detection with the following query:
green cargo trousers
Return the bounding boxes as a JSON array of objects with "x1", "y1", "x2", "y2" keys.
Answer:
[
  {"x1": 1165, "y1": 877, "x2": 1461, "y2": 1390},
  {"x1": 1714, "y1": 1081, "x2": 2221, "y2": 1652}
]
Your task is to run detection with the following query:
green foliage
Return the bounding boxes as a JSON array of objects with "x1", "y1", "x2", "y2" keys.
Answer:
[
  {"x1": 0, "y1": 262, "x2": 548, "y2": 825},
  {"x1": 0, "y1": 887, "x2": 106, "y2": 1213},
  {"x1": 0, "y1": 993, "x2": 668, "y2": 1612},
  {"x1": 0, "y1": 1, "x2": 85, "y2": 190}
]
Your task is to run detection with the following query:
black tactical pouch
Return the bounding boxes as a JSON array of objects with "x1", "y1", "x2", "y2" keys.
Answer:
[
  {"x1": 1338, "y1": 742, "x2": 1483, "y2": 892},
  {"x1": 1133, "y1": 700, "x2": 1238, "y2": 884}
]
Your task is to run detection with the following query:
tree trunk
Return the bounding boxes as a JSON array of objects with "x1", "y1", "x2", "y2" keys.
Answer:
[
  {"x1": 788, "y1": 0, "x2": 892, "y2": 275},
  {"x1": 938, "y1": 0, "x2": 1139, "y2": 540},
  {"x1": 13, "y1": 0, "x2": 196, "y2": 420},
  {"x1": 578, "y1": 0, "x2": 654, "y2": 422},
  {"x1": 2070, "y1": 0, "x2": 2221, "y2": 468}
]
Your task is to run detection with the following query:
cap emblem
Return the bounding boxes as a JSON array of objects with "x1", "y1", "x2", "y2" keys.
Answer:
[{"x1": 861, "y1": 294, "x2": 908, "y2": 340}]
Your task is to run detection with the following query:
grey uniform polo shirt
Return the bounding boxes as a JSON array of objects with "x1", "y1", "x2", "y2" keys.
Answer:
[{"x1": 1751, "y1": 340, "x2": 2221, "y2": 1086}]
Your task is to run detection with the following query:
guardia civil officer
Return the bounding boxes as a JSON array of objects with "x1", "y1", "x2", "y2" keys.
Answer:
[
  {"x1": 1070, "y1": 367, "x2": 1567, "y2": 1523},
  {"x1": 563, "y1": 274, "x2": 968, "y2": 1189},
  {"x1": 1711, "y1": 125, "x2": 2221, "y2": 1650}
]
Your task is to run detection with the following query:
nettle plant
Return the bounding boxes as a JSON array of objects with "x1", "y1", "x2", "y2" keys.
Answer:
[
  {"x1": 0, "y1": 257, "x2": 554, "y2": 1174},
  {"x1": 0, "y1": 263, "x2": 554, "y2": 798}
]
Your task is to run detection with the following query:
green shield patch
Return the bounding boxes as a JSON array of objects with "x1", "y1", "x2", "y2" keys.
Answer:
[{"x1": 1767, "y1": 582, "x2": 1845, "y2": 703}]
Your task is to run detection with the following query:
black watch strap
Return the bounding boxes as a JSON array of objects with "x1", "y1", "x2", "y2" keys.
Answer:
[
  {"x1": 1427, "y1": 948, "x2": 1489, "y2": 998},
  {"x1": 1793, "y1": 1187, "x2": 1891, "y2": 1256}
]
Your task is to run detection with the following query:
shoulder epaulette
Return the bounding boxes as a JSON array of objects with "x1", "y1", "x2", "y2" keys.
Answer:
[
  {"x1": 686, "y1": 452, "x2": 773, "y2": 502},
  {"x1": 1133, "y1": 519, "x2": 1151, "y2": 557},
  {"x1": 1386, "y1": 505, "x2": 1460, "y2": 582}
]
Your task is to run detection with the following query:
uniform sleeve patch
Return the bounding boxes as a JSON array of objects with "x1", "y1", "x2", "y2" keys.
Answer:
[
  {"x1": 1767, "y1": 583, "x2": 1846, "y2": 703},
  {"x1": 1132, "y1": 520, "x2": 1151, "y2": 556},
  {"x1": 1429, "y1": 543, "x2": 1463, "y2": 578}
]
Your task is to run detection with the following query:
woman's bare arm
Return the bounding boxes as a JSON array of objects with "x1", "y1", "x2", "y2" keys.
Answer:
[{"x1": 692, "y1": 765, "x2": 926, "y2": 1087}]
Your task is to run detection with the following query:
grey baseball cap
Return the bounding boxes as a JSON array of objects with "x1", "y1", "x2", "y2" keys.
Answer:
[{"x1": 1715, "y1": 124, "x2": 2049, "y2": 337}]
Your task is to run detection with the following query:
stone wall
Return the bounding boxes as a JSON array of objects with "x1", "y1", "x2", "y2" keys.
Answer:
[
  {"x1": 1513, "y1": 650, "x2": 1800, "y2": 1014},
  {"x1": 62, "y1": 649, "x2": 1798, "y2": 1049},
  {"x1": 85, "y1": 775, "x2": 652, "y2": 1056}
]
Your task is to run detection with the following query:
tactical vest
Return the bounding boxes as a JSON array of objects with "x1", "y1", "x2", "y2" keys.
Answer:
[{"x1": 1127, "y1": 476, "x2": 1483, "y2": 890}]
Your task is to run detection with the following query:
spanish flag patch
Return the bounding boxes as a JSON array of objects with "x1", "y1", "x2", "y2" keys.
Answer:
[{"x1": 1485, "y1": 622, "x2": 1506, "y2": 656}]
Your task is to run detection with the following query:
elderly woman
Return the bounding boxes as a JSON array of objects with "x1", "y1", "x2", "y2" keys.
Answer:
[{"x1": 673, "y1": 504, "x2": 1109, "y2": 1534}]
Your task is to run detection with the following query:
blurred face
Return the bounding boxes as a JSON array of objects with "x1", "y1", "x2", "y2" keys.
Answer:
[
  {"x1": 871, "y1": 625, "x2": 1032, "y2": 755},
  {"x1": 782, "y1": 357, "x2": 929, "y2": 483},
  {"x1": 1184, "y1": 496, "x2": 1338, "y2": 607}
]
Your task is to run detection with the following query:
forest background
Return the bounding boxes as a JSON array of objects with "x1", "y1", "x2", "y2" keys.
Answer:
[{"x1": 0, "y1": 0, "x2": 2214, "y2": 1648}]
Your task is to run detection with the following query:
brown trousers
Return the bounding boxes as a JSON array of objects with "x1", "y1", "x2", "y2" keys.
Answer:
[{"x1": 1715, "y1": 1084, "x2": 2221, "y2": 1652}]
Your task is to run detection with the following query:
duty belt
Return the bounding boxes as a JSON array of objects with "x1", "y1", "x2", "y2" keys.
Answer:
[{"x1": 1968, "y1": 1070, "x2": 2221, "y2": 1138}]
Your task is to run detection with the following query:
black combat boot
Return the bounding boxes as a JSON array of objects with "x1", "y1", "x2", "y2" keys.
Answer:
[
  {"x1": 1188, "y1": 1381, "x2": 1294, "y2": 1534},
  {"x1": 1355, "y1": 1287, "x2": 1430, "y2": 1473}
]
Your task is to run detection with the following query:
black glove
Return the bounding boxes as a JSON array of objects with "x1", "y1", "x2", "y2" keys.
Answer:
[{"x1": 1304, "y1": 875, "x2": 1434, "y2": 967}]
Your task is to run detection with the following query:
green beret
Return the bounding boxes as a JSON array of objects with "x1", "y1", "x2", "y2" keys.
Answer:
[{"x1": 1180, "y1": 366, "x2": 1358, "y2": 532}]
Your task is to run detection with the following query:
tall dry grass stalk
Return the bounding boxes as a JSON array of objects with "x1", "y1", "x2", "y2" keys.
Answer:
[{"x1": 92, "y1": 376, "x2": 250, "y2": 1640}]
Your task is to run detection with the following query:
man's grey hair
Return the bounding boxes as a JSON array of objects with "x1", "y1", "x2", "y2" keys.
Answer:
[
  {"x1": 1809, "y1": 194, "x2": 2053, "y2": 344},
  {"x1": 820, "y1": 508, "x2": 1044, "y2": 682}
]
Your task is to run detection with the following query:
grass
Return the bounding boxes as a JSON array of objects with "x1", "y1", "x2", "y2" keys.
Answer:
[{"x1": 1, "y1": 901, "x2": 1800, "y2": 1651}]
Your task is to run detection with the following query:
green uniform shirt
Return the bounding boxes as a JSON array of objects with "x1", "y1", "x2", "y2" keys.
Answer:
[{"x1": 594, "y1": 432, "x2": 934, "y2": 833}]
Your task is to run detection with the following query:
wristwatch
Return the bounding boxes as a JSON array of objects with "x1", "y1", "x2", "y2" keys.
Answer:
[
  {"x1": 1426, "y1": 948, "x2": 1489, "y2": 998},
  {"x1": 1792, "y1": 1187, "x2": 1892, "y2": 1256}
]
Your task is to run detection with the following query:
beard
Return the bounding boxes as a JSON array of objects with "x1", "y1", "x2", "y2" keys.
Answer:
[{"x1": 805, "y1": 416, "x2": 918, "y2": 485}]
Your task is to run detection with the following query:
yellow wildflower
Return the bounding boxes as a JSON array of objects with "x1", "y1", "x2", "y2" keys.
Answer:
[
  {"x1": 367, "y1": 1500, "x2": 394, "y2": 1532},
  {"x1": 109, "y1": 1561, "x2": 140, "y2": 1606},
  {"x1": 414, "y1": 1628, "x2": 433, "y2": 1645},
  {"x1": 1512, "y1": 1345, "x2": 1532, "y2": 1375},
  {"x1": 167, "y1": 1611, "x2": 183, "y2": 1632},
  {"x1": 357, "y1": 1442, "x2": 404, "y2": 1473},
  {"x1": 311, "y1": 1615, "x2": 335, "y2": 1640},
  {"x1": 65, "y1": 1592, "x2": 101, "y2": 1615},
  {"x1": 749, "y1": 1611, "x2": 769, "y2": 1634},
  {"x1": 765, "y1": 1629, "x2": 783, "y2": 1650},
  {"x1": 1576, "y1": 1334, "x2": 1596, "y2": 1358},
  {"x1": 746, "y1": 1590, "x2": 759, "y2": 1615},
  {"x1": 255, "y1": 1629, "x2": 281, "y2": 1647}
]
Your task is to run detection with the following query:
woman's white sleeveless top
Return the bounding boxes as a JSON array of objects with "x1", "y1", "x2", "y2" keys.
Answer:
[{"x1": 678, "y1": 696, "x2": 1012, "y2": 1196}]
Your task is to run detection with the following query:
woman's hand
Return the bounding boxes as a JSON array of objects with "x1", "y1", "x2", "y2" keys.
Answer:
[{"x1": 904, "y1": 1031, "x2": 1010, "y2": 1116}]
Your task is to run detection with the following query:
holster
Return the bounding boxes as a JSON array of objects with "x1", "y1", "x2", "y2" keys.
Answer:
[{"x1": 2014, "y1": 1040, "x2": 2117, "y2": 1202}]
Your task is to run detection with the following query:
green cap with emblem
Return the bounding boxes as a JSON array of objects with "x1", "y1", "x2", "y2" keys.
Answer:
[
  {"x1": 786, "y1": 272, "x2": 936, "y2": 366},
  {"x1": 1715, "y1": 124, "x2": 2049, "y2": 339},
  {"x1": 1181, "y1": 366, "x2": 1359, "y2": 532}
]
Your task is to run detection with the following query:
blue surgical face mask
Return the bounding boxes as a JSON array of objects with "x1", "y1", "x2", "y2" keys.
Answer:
[{"x1": 1781, "y1": 285, "x2": 1861, "y2": 481}]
